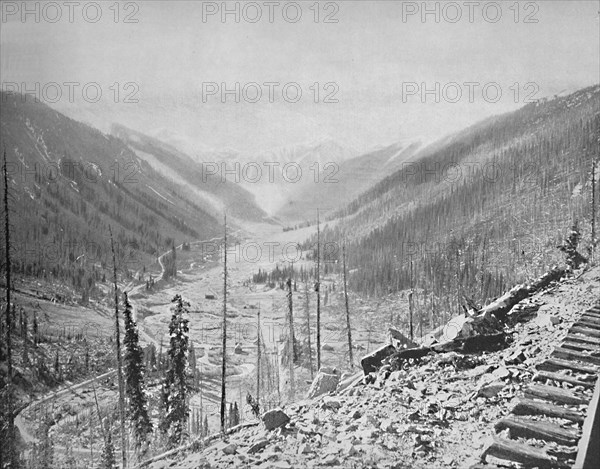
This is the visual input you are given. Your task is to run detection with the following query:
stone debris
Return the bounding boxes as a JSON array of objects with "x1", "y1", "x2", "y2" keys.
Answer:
[
  {"x1": 221, "y1": 442, "x2": 237, "y2": 455},
  {"x1": 360, "y1": 344, "x2": 396, "y2": 374},
  {"x1": 262, "y1": 408, "x2": 290, "y2": 430},
  {"x1": 477, "y1": 382, "x2": 505, "y2": 398},
  {"x1": 306, "y1": 370, "x2": 340, "y2": 399},
  {"x1": 147, "y1": 266, "x2": 600, "y2": 469},
  {"x1": 247, "y1": 439, "x2": 269, "y2": 454},
  {"x1": 533, "y1": 311, "x2": 561, "y2": 329}
]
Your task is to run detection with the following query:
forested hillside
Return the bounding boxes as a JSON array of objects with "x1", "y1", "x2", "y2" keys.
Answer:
[
  {"x1": 0, "y1": 92, "x2": 221, "y2": 298},
  {"x1": 111, "y1": 124, "x2": 267, "y2": 222},
  {"x1": 311, "y1": 85, "x2": 599, "y2": 323}
]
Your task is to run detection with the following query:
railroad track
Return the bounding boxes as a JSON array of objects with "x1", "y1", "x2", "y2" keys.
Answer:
[{"x1": 480, "y1": 303, "x2": 600, "y2": 468}]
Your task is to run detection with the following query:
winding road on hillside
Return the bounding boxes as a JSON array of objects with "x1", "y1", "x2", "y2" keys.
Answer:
[{"x1": 14, "y1": 226, "x2": 261, "y2": 461}]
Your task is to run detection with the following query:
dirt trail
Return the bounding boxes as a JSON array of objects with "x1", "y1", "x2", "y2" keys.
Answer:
[{"x1": 15, "y1": 369, "x2": 117, "y2": 444}]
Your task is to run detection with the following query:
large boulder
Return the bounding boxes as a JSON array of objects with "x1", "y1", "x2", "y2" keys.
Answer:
[
  {"x1": 306, "y1": 371, "x2": 340, "y2": 399},
  {"x1": 262, "y1": 408, "x2": 290, "y2": 430},
  {"x1": 360, "y1": 344, "x2": 396, "y2": 375},
  {"x1": 388, "y1": 327, "x2": 418, "y2": 349}
]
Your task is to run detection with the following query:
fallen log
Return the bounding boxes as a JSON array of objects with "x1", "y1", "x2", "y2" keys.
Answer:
[
  {"x1": 360, "y1": 344, "x2": 396, "y2": 375},
  {"x1": 361, "y1": 266, "x2": 567, "y2": 377},
  {"x1": 387, "y1": 347, "x2": 431, "y2": 370},
  {"x1": 430, "y1": 332, "x2": 509, "y2": 354},
  {"x1": 484, "y1": 266, "x2": 566, "y2": 322}
]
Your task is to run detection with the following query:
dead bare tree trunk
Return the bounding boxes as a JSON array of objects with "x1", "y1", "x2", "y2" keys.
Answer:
[
  {"x1": 2, "y1": 150, "x2": 16, "y2": 468},
  {"x1": 275, "y1": 345, "x2": 281, "y2": 405},
  {"x1": 316, "y1": 208, "x2": 321, "y2": 370},
  {"x1": 592, "y1": 161, "x2": 597, "y2": 260},
  {"x1": 409, "y1": 260, "x2": 414, "y2": 343},
  {"x1": 304, "y1": 282, "x2": 313, "y2": 379},
  {"x1": 109, "y1": 226, "x2": 127, "y2": 469},
  {"x1": 286, "y1": 277, "x2": 295, "y2": 401},
  {"x1": 256, "y1": 303, "x2": 261, "y2": 407},
  {"x1": 220, "y1": 214, "x2": 227, "y2": 433},
  {"x1": 92, "y1": 381, "x2": 106, "y2": 443},
  {"x1": 342, "y1": 242, "x2": 353, "y2": 368}
]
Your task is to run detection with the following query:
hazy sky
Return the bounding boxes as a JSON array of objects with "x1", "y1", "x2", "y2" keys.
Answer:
[{"x1": 1, "y1": 1, "x2": 599, "y2": 154}]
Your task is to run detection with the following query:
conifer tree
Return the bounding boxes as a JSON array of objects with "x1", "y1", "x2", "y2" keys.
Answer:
[
  {"x1": 228, "y1": 402, "x2": 234, "y2": 429},
  {"x1": 233, "y1": 402, "x2": 240, "y2": 427},
  {"x1": 122, "y1": 292, "x2": 152, "y2": 452},
  {"x1": 100, "y1": 420, "x2": 116, "y2": 469},
  {"x1": 160, "y1": 294, "x2": 191, "y2": 447},
  {"x1": 109, "y1": 226, "x2": 127, "y2": 468},
  {"x1": 31, "y1": 415, "x2": 54, "y2": 469},
  {"x1": 32, "y1": 311, "x2": 38, "y2": 345}
]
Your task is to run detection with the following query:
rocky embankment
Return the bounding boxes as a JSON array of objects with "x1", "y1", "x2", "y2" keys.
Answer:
[{"x1": 146, "y1": 266, "x2": 600, "y2": 469}]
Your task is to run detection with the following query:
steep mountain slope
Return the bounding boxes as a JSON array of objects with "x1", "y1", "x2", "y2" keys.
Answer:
[
  {"x1": 0, "y1": 91, "x2": 221, "y2": 296},
  {"x1": 110, "y1": 124, "x2": 268, "y2": 223},
  {"x1": 274, "y1": 141, "x2": 422, "y2": 222},
  {"x1": 310, "y1": 85, "x2": 599, "y2": 319}
]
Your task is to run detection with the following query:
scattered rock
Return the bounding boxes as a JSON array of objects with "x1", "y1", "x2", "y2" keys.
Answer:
[
  {"x1": 222, "y1": 443, "x2": 237, "y2": 455},
  {"x1": 323, "y1": 455, "x2": 340, "y2": 466},
  {"x1": 466, "y1": 364, "x2": 495, "y2": 378},
  {"x1": 321, "y1": 397, "x2": 342, "y2": 411},
  {"x1": 262, "y1": 408, "x2": 290, "y2": 430},
  {"x1": 248, "y1": 439, "x2": 269, "y2": 454},
  {"x1": 297, "y1": 443, "x2": 312, "y2": 454},
  {"x1": 504, "y1": 350, "x2": 526, "y2": 365},
  {"x1": 360, "y1": 344, "x2": 396, "y2": 375},
  {"x1": 380, "y1": 418, "x2": 395, "y2": 433},
  {"x1": 343, "y1": 423, "x2": 358, "y2": 432},
  {"x1": 271, "y1": 461, "x2": 292, "y2": 469},
  {"x1": 477, "y1": 382, "x2": 505, "y2": 398},
  {"x1": 491, "y1": 366, "x2": 511, "y2": 380},
  {"x1": 388, "y1": 326, "x2": 419, "y2": 349},
  {"x1": 340, "y1": 439, "x2": 358, "y2": 456},
  {"x1": 534, "y1": 312, "x2": 560, "y2": 329},
  {"x1": 307, "y1": 371, "x2": 340, "y2": 399}
]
